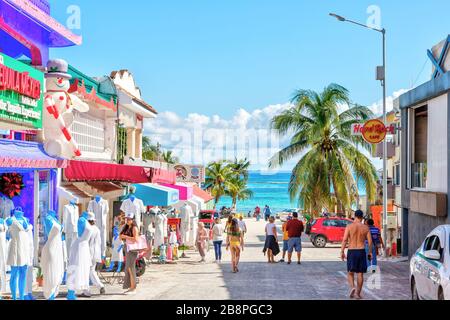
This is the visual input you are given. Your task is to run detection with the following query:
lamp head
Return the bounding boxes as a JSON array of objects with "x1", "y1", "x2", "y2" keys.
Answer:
[{"x1": 329, "y1": 13, "x2": 346, "y2": 21}]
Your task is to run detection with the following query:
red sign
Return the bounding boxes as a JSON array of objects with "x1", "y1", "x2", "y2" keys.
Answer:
[
  {"x1": 0, "y1": 64, "x2": 41, "y2": 100},
  {"x1": 362, "y1": 119, "x2": 388, "y2": 144}
]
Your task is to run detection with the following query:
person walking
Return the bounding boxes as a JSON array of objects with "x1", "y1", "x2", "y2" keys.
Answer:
[
  {"x1": 120, "y1": 216, "x2": 140, "y2": 295},
  {"x1": 286, "y1": 212, "x2": 304, "y2": 265},
  {"x1": 341, "y1": 210, "x2": 373, "y2": 300},
  {"x1": 196, "y1": 222, "x2": 209, "y2": 263},
  {"x1": 263, "y1": 205, "x2": 272, "y2": 222},
  {"x1": 226, "y1": 219, "x2": 244, "y2": 273},
  {"x1": 365, "y1": 219, "x2": 385, "y2": 272},
  {"x1": 263, "y1": 216, "x2": 280, "y2": 263},
  {"x1": 225, "y1": 214, "x2": 234, "y2": 234},
  {"x1": 212, "y1": 218, "x2": 224, "y2": 263},
  {"x1": 254, "y1": 206, "x2": 261, "y2": 221},
  {"x1": 238, "y1": 216, "x2": 247, "y2": 236},
  {"x1": 280, "y1": 216, "x2": 292, "y2": 263}
]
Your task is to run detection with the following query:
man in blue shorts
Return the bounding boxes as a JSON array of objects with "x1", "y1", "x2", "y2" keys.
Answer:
[
  {"x1": 286, "y1": 212, "x2": 304, "y2": 265},
  {"x1": 341, "y1": 210, "x2": 373, "y2": 299}
]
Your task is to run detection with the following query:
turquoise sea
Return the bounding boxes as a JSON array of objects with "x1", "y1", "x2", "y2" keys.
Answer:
[{"x1": 217, "y1": 171, "x2": 368, "y2": 214}]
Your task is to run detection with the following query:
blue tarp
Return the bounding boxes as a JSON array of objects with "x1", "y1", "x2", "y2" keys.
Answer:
[{"x1": 132, "y1": 183, "x2": 179, "y2": 207}]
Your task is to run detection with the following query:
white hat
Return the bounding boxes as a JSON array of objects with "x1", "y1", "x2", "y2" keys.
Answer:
[
  {"x1": 87, "y1": 212, "x2": 96, "y2": 221},
  {"x1": 125, "y1": 212, "x2": 135, "y2": 219}
]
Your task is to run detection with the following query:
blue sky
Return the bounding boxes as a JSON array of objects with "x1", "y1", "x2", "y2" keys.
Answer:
[{"x1": 48, "y1": 0, "x2": 450, "y2": 169}]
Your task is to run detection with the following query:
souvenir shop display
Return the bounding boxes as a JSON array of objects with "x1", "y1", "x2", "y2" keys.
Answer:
[
  {"x1": 107, "y1": 226, "x2": 124, "y2": 273},
  {"x1": 154, "y1": 208, "x2": 166, "y2": 248},
  {"x1": 142, "y1": 207, "x2": 157, "y2": 262},
  {"x1": 41, "y1": 211, "x2": 65, "y2": 300},
  {"x1": 88, "y1": 196, "x2": 109, "y2": 258},
  {"x1": 0, "y1": 194, "x2": 15, "y2": 220},
  {"x1": 24, "y1": 219, "x2": 35, "y2": 301},
  {"x1": 180, "y1": 203, "x2": 193, "y2": 246},
  {"x1": 120, "y1": 194, "x2": 145, "y2": 230},
  {"x1": 63, "y1": 200, "x2": 79, "y2": 258},
  {"x1": 85, "y1": 212, "x2": 105, "y2": 297},
  {"x1": 6, "y1": 208, "x2": 32, "y2": 300},
  {"x1": 66, "y1": 212, "x2": 93, "y2": 300}
]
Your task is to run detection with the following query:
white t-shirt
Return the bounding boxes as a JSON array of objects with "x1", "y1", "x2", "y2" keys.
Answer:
[
  {"x1": 266, "y1": 223, "x2": 276, "y2": 236},
  {"x1": 238, "y1": 220, "x2": 247, "y2": 233},
  {"x1": 212, "y1": 224, "x2": 224, "y2": 242}
]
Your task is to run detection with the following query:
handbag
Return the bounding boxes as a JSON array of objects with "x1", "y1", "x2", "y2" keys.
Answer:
[{"x1": 126, "y1": 235, "x2": 148, "y2": 252}]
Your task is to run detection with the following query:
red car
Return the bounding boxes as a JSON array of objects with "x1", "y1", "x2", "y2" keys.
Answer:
[{"x1": 305, "y1": 217, "x2": 353, "y2": 248}]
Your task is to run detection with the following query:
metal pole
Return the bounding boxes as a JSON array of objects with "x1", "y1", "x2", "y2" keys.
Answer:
[{"x1": 382, "y1": 29, "x2": 388, "y2": 254}]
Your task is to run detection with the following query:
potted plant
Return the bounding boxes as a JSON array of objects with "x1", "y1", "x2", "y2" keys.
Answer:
[{"x1": 36, "y1": 267, "x2": 43, "y2": 287}]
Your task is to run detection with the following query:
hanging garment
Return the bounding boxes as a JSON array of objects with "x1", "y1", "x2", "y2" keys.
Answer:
[
  {"x1": 154, "y1": 214, "x2": 165, "y2": 248},
  {"x1": 63, "y1": 204, "x2": 79, "y2": 257},
  {"x1": 142, "y1": 211, "x2": 156, "y2": 240},
  {"x1": 188, "y1": 214, "x2": 198, "y2": 247},
  {"x1": 120, "y1": 198, "x2": 145, "y2": 229},
  {"x1": 169, "y1": 231, "x2": 178, "y2": 245},
  {"x1": 41, "y1": 222, "x2": 65, "y2": 299},
  {"x1": 88, "y1": 200, "x2": 109, "y2": 257},
  {"x1": 162, "y1": 214, "x2": 168, "y2": 238},
  {"x1": 0, "y1": 197, "x2": 14, "y2": 220},
  {"x1": 7, "y1": 217, "x2": 31, "y2": 267},
  {"x1": 25, "y1": 223, "x2": 34, "y2": 296},
  {"x1": 0, "y1": 220, "x2": 7, "y2": 293},
  {"x1": 66, "y1": 221, "x2": 93, "y2": 293},
  {"x1": 179, "y1": 206, "x2": 192, "y2": 245},
  {"x1": 111, "y1": 236, "x2": 124, "y2": 262},
  {"x1": 88, "y1": 225, "x2": 104, "y2": 290}
]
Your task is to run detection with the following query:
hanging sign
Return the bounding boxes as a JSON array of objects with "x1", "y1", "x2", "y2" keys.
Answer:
[
  {"x1": 0, "y1": 53, "x2": 44, "y2": 129},
  {"x1": 175, "y1": 164, "x2": 205, "y2": 183},
  {"x1": 351, "y1": 120, "x2": 396, "y2": 144}
]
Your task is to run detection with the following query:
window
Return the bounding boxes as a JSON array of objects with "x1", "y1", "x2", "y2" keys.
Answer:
[
  {"x1": 323, "y1": 219, "x2": 339, "y2": 227},
  {"x1": 410, "y1": 105, "x2": 428, "y2": 189},
  {"x1": 424, "y1": 235, "x2": 443, "y2": 261},
  {"x1": 338, "y1": 220, "x2": 353, "y2": 228},
  {"x1": 394, "y1": 164, "x2": 400, "y2": 186}
]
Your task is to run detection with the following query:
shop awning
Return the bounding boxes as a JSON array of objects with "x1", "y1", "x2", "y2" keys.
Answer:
[
  {"x1": 59, "y1": 182, "x2": 124, "y2": 203},
  {"x1": 159, "y1": 183, "x2": 193, "y2": 201},
  {"x1": 0, "y1": 139, "x2": 68, "y2": 169},
  {"x1": 132, "y1": 183, "x2": 179, "y2": 207},
  {"x1": 63, "y1": 160, "x2": 153, "y2": 183},
  {"x1": 151, "y1": 168, "x2": 177, "y2": 185},
  {"x1": 192, "y1": 185, "x2": 214, "y2": 203}
]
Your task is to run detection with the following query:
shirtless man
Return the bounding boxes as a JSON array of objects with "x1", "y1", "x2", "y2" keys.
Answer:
[{"x1": 341, "y1": 210, "x2": 373, "y2": 299}]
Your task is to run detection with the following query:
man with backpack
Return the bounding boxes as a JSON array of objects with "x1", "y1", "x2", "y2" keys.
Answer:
[{"x1": 365, "y1": 219, "x2": 385, "y2": 272}]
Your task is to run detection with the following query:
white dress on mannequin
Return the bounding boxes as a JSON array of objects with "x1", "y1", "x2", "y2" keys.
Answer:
[
  {"x1": 7, "y1": 217, "x2": 31, "y2": 267},
  {"x1": 0, "y1": 220, "x2": 7, "y2": 293},
  {"x1": 120, "y1": 198, "x2": 145, "y2": 229},
  {"x1": 154, "y1": 213, "x2": 165, "y2": 248},
  {"x1": 25, "y1": 223, "x2": 34, "y2": 296},
  {"x1": 63, "y1": 204, "x2": 79, "y2": 257},
  {"x1": 66, "y1": 222, "x2": 93, "y2": 293},
  {"x1": 179, "y1": 205, "x2": 192, "y2": 245},
  {"x1": 41, "y1": 222, "x2": 65, "y2": 299},
  {"x1": 188, "y1": 208, "x2": 198, "y2": 247},
  {"x1": 87, "y1": 199, "x2": 109, "y2": 257},
  {"x1": 0, "y1": 197, "x2": 14, "y2": 220}
]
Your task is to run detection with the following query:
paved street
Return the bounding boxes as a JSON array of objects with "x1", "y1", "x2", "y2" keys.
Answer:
[{"x1": 14, "y1": 219, "x2": 411, "y2": 300}]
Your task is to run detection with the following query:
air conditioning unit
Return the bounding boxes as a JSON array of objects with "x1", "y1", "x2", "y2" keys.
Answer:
[{"x1": 387, "y1": 215, "x2": 397, "y2": 229}]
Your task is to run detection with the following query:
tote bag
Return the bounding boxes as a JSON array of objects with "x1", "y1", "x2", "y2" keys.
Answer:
[{"x1": 126, "y1": 235, "x2": 148, "y2": 252}]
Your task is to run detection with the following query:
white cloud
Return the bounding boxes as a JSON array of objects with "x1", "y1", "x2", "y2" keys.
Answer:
[{"x1": 368, "y1": 89, "x2": 409, "y2": 115}]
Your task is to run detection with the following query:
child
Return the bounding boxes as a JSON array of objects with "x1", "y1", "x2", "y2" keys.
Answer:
[{"x1": 280, "y1": 216, "x2": 291, "y2": 263}]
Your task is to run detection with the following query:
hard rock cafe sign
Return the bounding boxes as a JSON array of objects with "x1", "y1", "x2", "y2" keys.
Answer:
[{"x1": 351, "y1": 119, "x2": 395, "y2": 144}]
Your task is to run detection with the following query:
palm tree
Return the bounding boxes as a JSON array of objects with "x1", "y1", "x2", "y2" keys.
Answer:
[
  {"x1": 269, "y1": 83, "x2": 378, "y2": 216},
  {"x1": 142, "y1": 136, "x2": 161, "y2": 161},
  {"x1": 161, "y1": 150, "x2": 179, "y2": 164},
  {"x1": 205, "y1": 161, "x2": 233, "y2": 208},
  {"x1": 228, "y1": 158, "x2": 251, "y2": 181},
  {"x1": 225, "y1": 176, "x2": 254, "y2": 210}
]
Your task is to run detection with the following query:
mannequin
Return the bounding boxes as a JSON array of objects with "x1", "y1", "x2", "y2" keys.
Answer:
[
  {"x1": 180, "y1": 204, "x2": 193, "y2": 246},
  {"x1": 168, "y1": 225, "x2": 178, "y2": 261},
  {"x1": 6, "y1": 208, "x2": 31, "y2": 300},
  {"x1": 0, "y1": 195, "x2": 14, "y2": 220},
  {"x1": 153, "y1": 209, "x2": 165, "y2": 248},
  {"x1": 107, "y1": 226, "x2": 124, "y2": 272},
  {"x1": 120, "y1": 194, "x2": 145, "y2": 231},
  {"x1": 66, "y1": 212, "x2": 93, "y2": 300},
  {"x1": 41, "y1": 211, "x2": 65, "y2": 300},
  {"x1": 188, "y1": 205, "x2": 198, "y2": 247},
  {"x1": 143, "y1": 207, "x2": 157, "y2": 262},
  {"x1": 88, "y1": 196, "x2": 109, "y2": 258},
  {"x1": 0, "y1": 217, "x2": 7, "y2": 296},
  {"x1": 63, "y1": 200, "x2": 79, "y2": 258},
  {"x1": 24, "y1": 216, "x2": 34, "y2": 301}
]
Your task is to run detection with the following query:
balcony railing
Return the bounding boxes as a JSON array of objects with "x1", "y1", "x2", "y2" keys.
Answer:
[{"x1": 411, "y1": 162, "x2": 427, "y2": 189}]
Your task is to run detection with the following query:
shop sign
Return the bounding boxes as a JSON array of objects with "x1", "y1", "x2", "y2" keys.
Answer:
[
  {"x1": 351, "y1": 120, "x2": 395, "y2": 144},
  {"x1": 175, "y1": 164, "x2": 205, "y2": 183},
  {"x1": 0, "y1": 53, "x2": 44, "y2": 129}
]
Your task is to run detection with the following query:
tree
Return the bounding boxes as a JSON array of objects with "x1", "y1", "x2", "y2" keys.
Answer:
[
  {"x1": 161, "y1": 150, "x2": 179, "y2": 164},
  {"x1": 228, "y1": 158, "x2": 251, "y2": 181},
  {"x1": 269, "y1": 83, "x2": 378, "y2": 216},
  {"x1": 225, "y1": 176, "x2": 254, "y2": 210},
  {"x1": 205, "y1": 161, "x2": 233, "y2": 207}
]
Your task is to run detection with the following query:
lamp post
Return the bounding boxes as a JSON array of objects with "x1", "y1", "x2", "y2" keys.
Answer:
[{"x1": 330, "y1": 13, "x2": 388, "y2": 252}]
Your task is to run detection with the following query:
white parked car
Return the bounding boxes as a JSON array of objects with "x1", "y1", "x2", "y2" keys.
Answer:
[{"x1": 410, "y1": 225, "x2": 450, "y2": 300}]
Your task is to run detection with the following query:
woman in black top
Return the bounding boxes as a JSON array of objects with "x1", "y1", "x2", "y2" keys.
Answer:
[{"x1": 120, "y1": 217, "x2": 140, "y2": 295}]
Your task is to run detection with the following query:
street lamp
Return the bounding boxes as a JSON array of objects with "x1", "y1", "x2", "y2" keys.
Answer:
[{"x1": 330, "y1": 13, "x2": 388, "y2": 251}]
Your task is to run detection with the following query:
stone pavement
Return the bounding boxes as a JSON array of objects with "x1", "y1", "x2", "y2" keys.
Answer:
[{"x1": 5, "y1": 218, "x2": 411, "y2": 300}]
